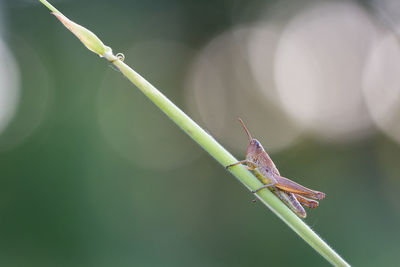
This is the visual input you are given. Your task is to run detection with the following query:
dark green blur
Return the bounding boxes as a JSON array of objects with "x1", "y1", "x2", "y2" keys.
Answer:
[{"x1": 1, "y1": 0, "x2": 399, "y2": 266}]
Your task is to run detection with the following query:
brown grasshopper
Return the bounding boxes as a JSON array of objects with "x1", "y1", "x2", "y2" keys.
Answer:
[{"x1": 226, "y1": 118, "x2": 325, "y2": 218}]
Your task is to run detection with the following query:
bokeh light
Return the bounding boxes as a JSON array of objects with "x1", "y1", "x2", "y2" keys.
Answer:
[
  {"x1": 274, "y1": 2, "x2": 378, "y2": 142},
  {"x1": 362, "y1": 33, "x2": 400, "y2": 145},
  {"x1": 0, "y1": 39, "x2": 20, "y2": 137},
  {"x1": 0, "y1": 38, "x2": 52, "y2": 151},
  {"x1": 185, "y1": 27, "x2": 301, "y2": 153}
]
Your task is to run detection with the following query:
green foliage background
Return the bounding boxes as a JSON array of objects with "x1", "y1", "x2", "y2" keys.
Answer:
[{"x1": 1, "y1": 0, "x2": 399, "y2": 266}]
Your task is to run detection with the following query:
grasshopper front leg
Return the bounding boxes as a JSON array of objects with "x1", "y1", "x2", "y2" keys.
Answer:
[
  {"x1": 226, "y1": 160, "x2": 258, "y2": 170},
  {"x1": 227, "y1": 161, "x2": 278, "y2": 193}
]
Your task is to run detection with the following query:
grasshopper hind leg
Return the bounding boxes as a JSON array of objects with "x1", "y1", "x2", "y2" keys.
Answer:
[{"x1": 273, "y1": 188, "x2": 307, "y2": 218}]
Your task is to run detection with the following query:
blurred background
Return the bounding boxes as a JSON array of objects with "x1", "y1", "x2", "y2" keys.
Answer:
[{"x1": 1, "y1": 0, "x2": 400, "y2": 266}]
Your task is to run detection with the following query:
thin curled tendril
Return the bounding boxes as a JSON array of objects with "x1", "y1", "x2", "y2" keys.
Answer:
[{"x1": 116, "y1": 53, "x2": 125, "y2": 62}]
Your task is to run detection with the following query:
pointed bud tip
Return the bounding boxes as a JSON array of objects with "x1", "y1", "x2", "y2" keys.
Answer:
[{"x1": 52, "y1": 12, "x2": 108, "y2": 57}]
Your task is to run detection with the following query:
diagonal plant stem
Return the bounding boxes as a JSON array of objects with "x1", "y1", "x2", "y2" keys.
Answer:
[{"x1": 37, "y1": 1, "x2": 350, "y2": 266}]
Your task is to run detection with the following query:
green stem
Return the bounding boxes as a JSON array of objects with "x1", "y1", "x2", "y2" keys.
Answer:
[
  {"x1": 37, "y1": 0, "x2": 350, "y2": 266},
  {"x1": 109, "y1": 59, "x2": 349, "y2": 267},
  {"x1": 38, "y1": 0, "x2": 62, "y2": 15}
]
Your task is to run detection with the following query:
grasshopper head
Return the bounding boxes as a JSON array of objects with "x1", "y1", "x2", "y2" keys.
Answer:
[
  {"x1": 237, "y1": 118, "x2": 266, "y2": 161},
  {"x1": 246, "y1": 139, "x2": 265, "y2": 160}
]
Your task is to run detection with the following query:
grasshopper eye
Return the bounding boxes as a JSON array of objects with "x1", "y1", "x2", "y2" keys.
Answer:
[{"x1": 252, "y1": 140, "x2": 264, "y2": 151}]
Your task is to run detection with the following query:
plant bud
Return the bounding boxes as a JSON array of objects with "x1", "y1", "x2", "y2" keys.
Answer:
[{"x1": 52, "y1": 12, "x2": 111, "y2": 57}]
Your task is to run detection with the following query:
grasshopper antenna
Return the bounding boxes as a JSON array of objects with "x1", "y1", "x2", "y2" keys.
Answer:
[{"x1": 237, "y1": 118, "x2": 253, "y2": 141}]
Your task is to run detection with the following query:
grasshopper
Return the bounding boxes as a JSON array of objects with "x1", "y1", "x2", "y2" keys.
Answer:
[{"x1": 226, "y1": 118, "x2": 325, "y2": 218}]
